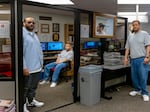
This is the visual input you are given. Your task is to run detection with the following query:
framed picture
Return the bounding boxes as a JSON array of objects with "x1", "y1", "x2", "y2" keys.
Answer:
[
  {"x1": 52, "y1": 33, "x2": 59, "y2": 41},
  {"x1": 53, "y1": 23, "x2": 59, "y2": 32},
  {"x1": 41, "y1": 24, "x2": 49, "y2": 33},
  {"x1": 93, "y1": 13, "x2": 116, "y2": 38}
]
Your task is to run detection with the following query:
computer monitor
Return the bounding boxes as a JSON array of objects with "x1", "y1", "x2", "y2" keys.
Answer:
[
  {"x1": 40, "y1": 42, "x2": 48, "y2": 51},
  {"x1": 47, "y1": 42, "x2": 63, "y2": 51},
  {"x1": 83, "y1": 41, "x2": 97, "y2": 49}
]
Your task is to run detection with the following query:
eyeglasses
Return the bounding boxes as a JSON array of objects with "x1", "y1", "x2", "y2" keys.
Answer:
[{"x1": 27, "y1": 21, "x2": 35, "y2": 24}]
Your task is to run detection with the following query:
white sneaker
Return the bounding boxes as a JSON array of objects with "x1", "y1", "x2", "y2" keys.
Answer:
[
  {"x1": 24, "y1": 103, "x2": 30, "y2": 112},
  {"x1": 129, "y1": 91, "x2": 141, "y2": 96},
  {"x1": 27, "y1": 99, "x2": 44, "y2": 107},
  {"x1": 50, "y1": 82, "x2": 57, "y2": 87},
  {"x1": 39, "y1": 80, "x2": 49, "y2": 85},
  {"x1": 143, "y1": 95, "x2": 149, "y2": 101}
]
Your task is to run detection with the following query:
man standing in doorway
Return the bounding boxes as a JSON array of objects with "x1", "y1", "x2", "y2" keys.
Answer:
[
  {"x1": 124, "y1": 20, "x2": 150, "y2": 101},
  {"x1": 23, "y1": 17, "x2": 44, "y2": 112}
]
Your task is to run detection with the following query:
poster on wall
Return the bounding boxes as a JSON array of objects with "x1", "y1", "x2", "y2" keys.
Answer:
[
  {"x1": 0, "y1": 21, "x2": 10, "y2": 38},
  {"x1": 80, "y1": 24, "x2": 89, "y2": 38},
  {"x1": 93, "y1": 13, "x2": 116, "y2": 38}
]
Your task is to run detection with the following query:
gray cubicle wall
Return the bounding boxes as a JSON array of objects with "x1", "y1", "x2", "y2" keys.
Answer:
[{"x1": 0, "y1": 82, "x2": 15, "y2": 99}]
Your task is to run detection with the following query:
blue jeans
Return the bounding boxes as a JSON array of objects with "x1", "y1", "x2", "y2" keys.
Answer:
[
  {"x1": 131, "y1": 57, "x2": 149, "y2": 95},
  {"x1": 43, "y1": 62, "x2": 68, "y2": 82}
]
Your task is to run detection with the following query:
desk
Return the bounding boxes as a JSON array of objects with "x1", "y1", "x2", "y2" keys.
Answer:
[
  {"x1": 43, "y1": 56, "x2": 57, "y2": 60},
  {"x1": 43, "y1": 51, "x2": 60, "y2": 65},
  {"x1": 101, "y1": 65, "x2": 131, "y2": 100}
]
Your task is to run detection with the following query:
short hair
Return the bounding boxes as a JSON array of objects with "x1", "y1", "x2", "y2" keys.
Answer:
[
  {"x1": 98, "y1": 23, "x2": 105, "y2": 28},
  {"x1": 132, "y1": 20, "x2": 140, "y2": 25},
  {"x1": 23, "y1": 17, "x2": 34, "y2": 22},
  {"x1": 65, "y1": 41, "x2": 72, "y2": 45}
]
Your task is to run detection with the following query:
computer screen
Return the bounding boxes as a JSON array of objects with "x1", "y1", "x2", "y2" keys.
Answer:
[
  {"x1": 47, "y1": 42, "x2": 63, "y2": 51},
  {"x1": 83, "y1": 41, "x2": 97, "y2": 49},
  {"x1": 40, "y1": 42, "x2": 48, "y2": 51}
]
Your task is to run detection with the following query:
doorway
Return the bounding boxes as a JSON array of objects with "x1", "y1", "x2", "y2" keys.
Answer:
[{"x1": 23, "y1": 4, "x2": 75, "y2": 111}]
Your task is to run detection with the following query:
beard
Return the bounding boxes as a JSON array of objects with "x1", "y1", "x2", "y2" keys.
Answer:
[{"x1": 26, "y1": 26, "x2": 34, "y2": 32}]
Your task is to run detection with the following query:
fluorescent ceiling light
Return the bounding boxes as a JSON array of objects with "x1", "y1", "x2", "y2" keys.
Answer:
[
  {"x1": 0, "y1": 10, "x2": 10, "y2": 14},
  {"x1": 117, "y1": 15, "x2": 148, "y2": 23},
  {"x1": 27, "y1": 0, "x2": 74, "y2": 5},
  {"x1": 118, "y1": 12, "x2": 148, "y2": 16},
  {"x1": 118, "y1": 0, "x2": 150, "y2": 4},
  {"x1": 117, "y1": 12, "x2": 148, "y2": 23}
]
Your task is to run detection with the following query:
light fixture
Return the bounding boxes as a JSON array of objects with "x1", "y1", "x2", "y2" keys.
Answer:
[
  {"x1": 117, "y1": 12, "x2": 148, "y2": 23},
  {"x1": 118, "y1": 12, "x2": 148, "y2": 16},
  {"x1": 27, "y1": 0, "x2": 74, "y2": 5},
  {"x1": 117, "y1": 0, "x2": 150, "y2": 4}
]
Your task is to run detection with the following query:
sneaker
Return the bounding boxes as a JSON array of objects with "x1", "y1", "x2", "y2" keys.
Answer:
[
  {"x1": 27, "y1": 99, "x2": 44, "y2": 107},
  {"x1": 39, "y1": 80, "x2": 49, "y2": 85},
  {"x1": 24, "y1": 103, "x2": 30, "y2": 112},
  {"x1": 143, "y1": 95, "x2": 149, "y2": 101},
  {"x1": 50, "y1": 82, "x2": 57, "y2": 87},
  {"x1": 129, "y1": 91, "x2": 141, "y2": 96}
]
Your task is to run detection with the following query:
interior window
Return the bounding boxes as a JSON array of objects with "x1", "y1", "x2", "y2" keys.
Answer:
[{"x1": 0, "y1": 4, "x2": 12, "y2": 79}]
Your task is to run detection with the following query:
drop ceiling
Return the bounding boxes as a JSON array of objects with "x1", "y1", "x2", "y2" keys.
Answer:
[
  {"x1": 118, "y1": 4, "x2": 150, "y2": 13},
  {"x1": 24, "y1": 0, "x2": 117, "y2": 15},
  {"x1": 71, "y1": 0, "x2": 117, "y2": 14},
  {"x1": 1, "y1": 1, "x2": 150, "y2": 17}
]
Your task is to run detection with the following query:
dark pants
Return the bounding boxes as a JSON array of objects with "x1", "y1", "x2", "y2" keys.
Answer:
[{"x1": 24, "y1": 72, "x2": 40, "y2": 104}]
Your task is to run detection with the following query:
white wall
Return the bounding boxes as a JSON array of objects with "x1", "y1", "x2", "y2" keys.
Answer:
[
  {"x1": 141, "y1": 23, "x2": 150, "y2": 34},
  {"x1": 0, "y1": 82, "x2": 15, "y2": 99},
  {"x1": 116, "y1": 25, "x2": 125, "y2": 39},
  {"x1": 23, "y1": 11, "x2": 74, "y2": 42}
]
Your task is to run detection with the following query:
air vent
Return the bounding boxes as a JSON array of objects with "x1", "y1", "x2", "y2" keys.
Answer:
[{"x1": 39, "y1": 16, "x2": 52, "y2": 21}]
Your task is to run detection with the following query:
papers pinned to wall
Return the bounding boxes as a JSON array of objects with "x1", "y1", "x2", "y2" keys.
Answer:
[
  {"x1": 2, "y1": 45, "x2": 11, "y2": 52},
  {"x1": 0, "y1": 21, "x2": 10, "y2": 38},
  {"x1": 80, "y1": 24, "x2": 89, "y2": 38}
]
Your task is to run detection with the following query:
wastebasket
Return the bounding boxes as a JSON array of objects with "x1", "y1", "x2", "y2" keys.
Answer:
[{"x1": 79, "y1": 64, "x2": 103, "y2": 106}]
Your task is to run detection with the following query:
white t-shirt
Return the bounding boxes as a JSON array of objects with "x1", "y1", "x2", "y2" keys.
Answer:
[
  {"x1": 125, "y1": 30, "x2": 150, "y2": 59},
  {"x1": 58, "y1": 50, "x2": 73, "y2": 61}
]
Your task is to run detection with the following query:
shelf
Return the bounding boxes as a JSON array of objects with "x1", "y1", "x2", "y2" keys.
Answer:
[{"x1": 64, "y1": 24, "x2": 74, "y2": 44}]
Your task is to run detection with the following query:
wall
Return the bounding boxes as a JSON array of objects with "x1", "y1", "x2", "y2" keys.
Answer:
[
  {"x1": 23, "y1": 11, "x2": 74, "y2": 42},
  {"x1": 0, "y1": 82, "x2": 15, "y2": 99},
  {"x1": 141, "y1": 23, "x2": 150, "y2": 34}
]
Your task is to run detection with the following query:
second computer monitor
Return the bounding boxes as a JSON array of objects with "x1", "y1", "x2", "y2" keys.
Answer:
[{"x1": 47, "y1": 42, "x2": 63, "y2": 51}]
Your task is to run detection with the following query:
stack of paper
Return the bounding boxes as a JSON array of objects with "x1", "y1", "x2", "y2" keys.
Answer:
[
  {"x1": 103, "y1": 52, "x2": 124, "y2": 66},
  {"x1": 0, "y1": 99, "x2": 15, "y2": 112}
]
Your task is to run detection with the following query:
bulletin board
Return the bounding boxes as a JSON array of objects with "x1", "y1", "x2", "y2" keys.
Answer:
[{"x1": 0, "y1": 21, "x2": 10, "y2": 38}]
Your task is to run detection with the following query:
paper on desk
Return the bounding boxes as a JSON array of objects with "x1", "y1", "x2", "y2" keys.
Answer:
[{"x1": 103, "y1": 64, "x2": 130, "y2": 70}]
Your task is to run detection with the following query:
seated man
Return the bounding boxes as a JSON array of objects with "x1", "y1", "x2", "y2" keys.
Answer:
[{"x1": 40, "y1": 42, "x2": 73, "y2": 87}]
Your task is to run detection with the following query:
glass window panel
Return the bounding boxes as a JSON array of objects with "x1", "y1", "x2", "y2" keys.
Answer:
[{"x1": 0, "y1": 4, "x2": 12, "y2": 79}]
